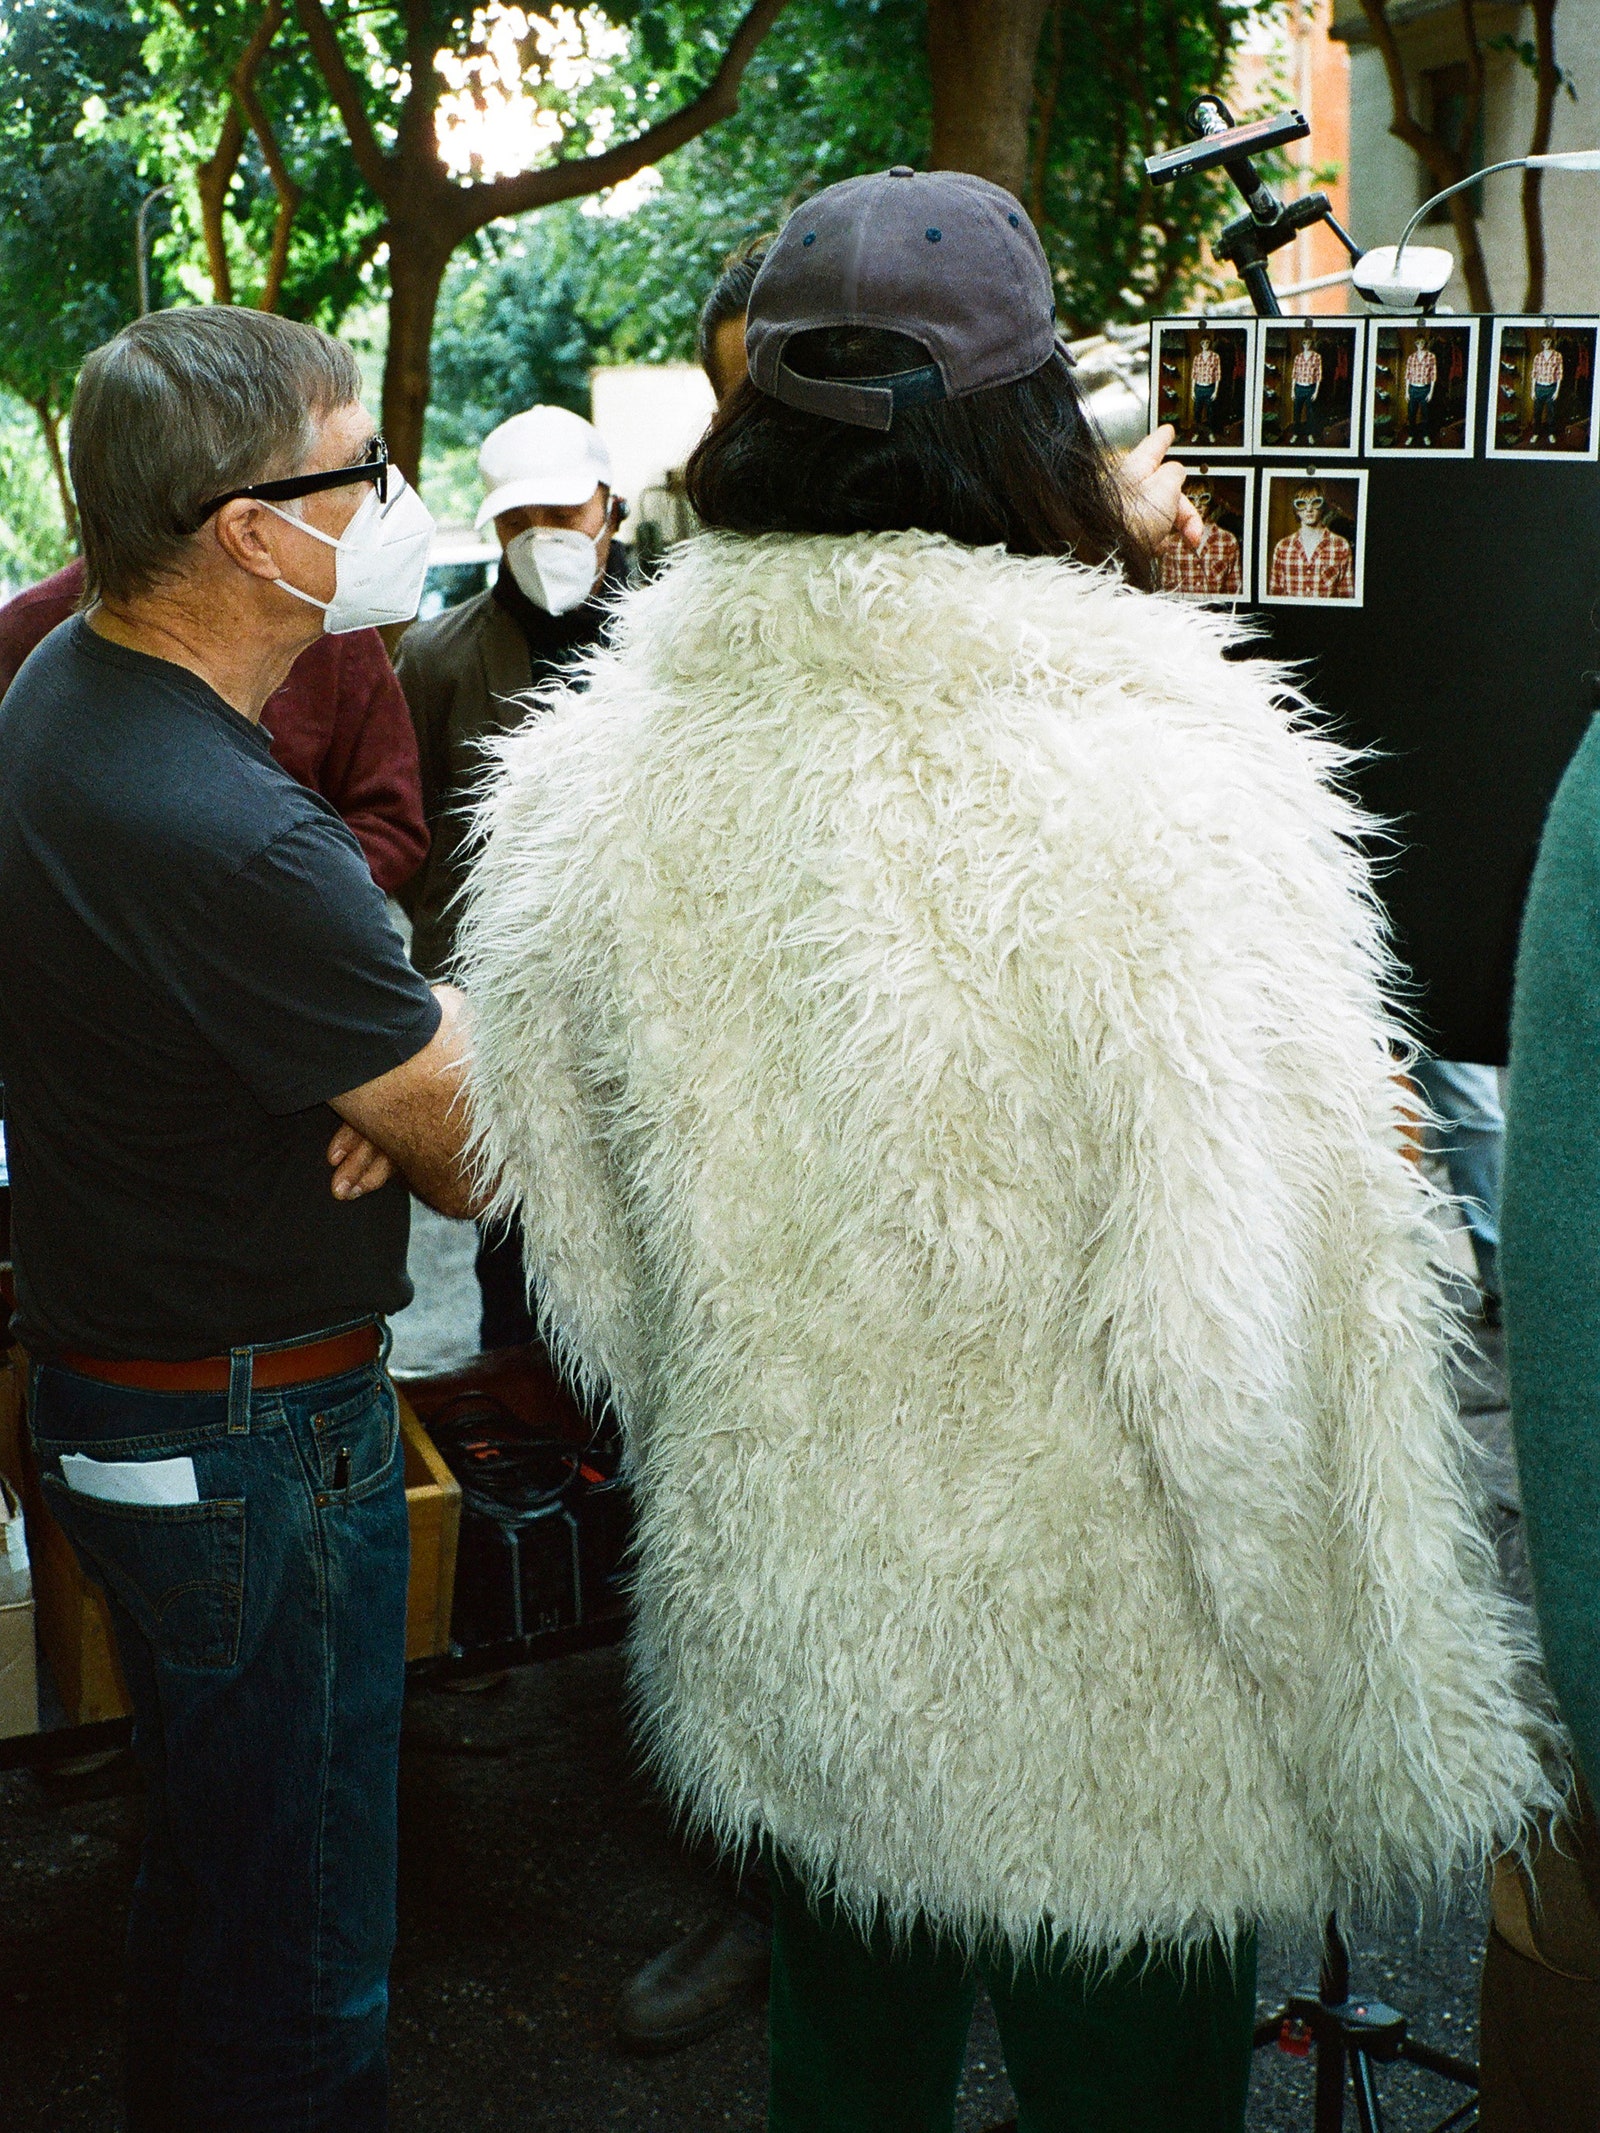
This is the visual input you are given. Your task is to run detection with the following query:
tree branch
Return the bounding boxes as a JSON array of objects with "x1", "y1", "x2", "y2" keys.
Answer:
[
  {"x1": 1521, "y1": 0, "x2": 1559, "y2": 311},
  {"x1": 195, "y1": 97, "x2": 247, "y2": 303},
  {"x1": 27, "y1": 396, "x2": 78, "y2": 546},
  {"x1": 294, "y1": 0, "x2": 394, "y2": 201},
  {"x1": 1358, "y1": 0, "x2": 1493, "y2": 307},
  {"x1": 227, "y1": 0, "x2": 303, "y2": 311},
  {"x1": 464, "y1": 0, "x2": 794, "y2": 229}
]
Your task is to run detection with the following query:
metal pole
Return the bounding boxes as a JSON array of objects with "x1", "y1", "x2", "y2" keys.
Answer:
[{"x1": 136, "y1": 184, "x2": 175, "y2": 316}]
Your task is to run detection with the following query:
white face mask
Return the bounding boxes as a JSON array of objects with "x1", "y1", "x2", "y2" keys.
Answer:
[
  {"x1": 263, "y1": 472, "x2": 435, "y2": 634},
  {"x1": 505, "y1": 527, "x2": 600, "y2": 616}
]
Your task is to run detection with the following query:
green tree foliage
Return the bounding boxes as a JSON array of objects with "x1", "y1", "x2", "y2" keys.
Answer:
[
  {"x1": 119, "y1": 0, "x2": 383, "y2": 324},
  {"x1": 0, "y1": 0, "x2": 149, "y2": 535},
  {"x1": 1027, "y1": 0, "x2": 1276, "y2": 328},
  {"x1": 425, "y1": 0, "x2": 1275, "y2": 443}
]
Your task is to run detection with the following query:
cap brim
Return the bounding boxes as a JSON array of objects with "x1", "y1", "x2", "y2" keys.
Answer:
[{"x1": 475, "y1": 472, "x2": 608, "y2": 528}]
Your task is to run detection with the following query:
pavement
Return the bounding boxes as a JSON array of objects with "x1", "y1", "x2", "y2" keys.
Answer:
[{"x1": 0, "y1": 1193, "x2": 1511, "y2": 2129}]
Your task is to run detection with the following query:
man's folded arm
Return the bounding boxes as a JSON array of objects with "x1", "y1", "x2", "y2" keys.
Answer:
[{"x1": 330, "y1": 983, "x2": 483, "y2": 1220}]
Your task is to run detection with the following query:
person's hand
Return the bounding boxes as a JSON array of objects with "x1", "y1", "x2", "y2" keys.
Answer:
[
  {"x1": 1120, "y1": 425, "x2": 1203, "y2": 551},
  {"x1": 327, "y1": 1121, "x2": 394, "y2": 1201}
]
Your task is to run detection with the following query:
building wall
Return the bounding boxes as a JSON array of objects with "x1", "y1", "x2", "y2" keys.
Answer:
[
  {"x1": 1226, "y1": 0, "x2": 1354, "y2": 312},
  {"x1": 1336, "y1": 0, "x2": 1600, "y2": 312}
]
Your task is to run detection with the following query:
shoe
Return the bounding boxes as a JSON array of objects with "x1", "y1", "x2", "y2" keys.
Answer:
[{"x1": 615, "y1": 1906, "x2": 771, "y2": 2054}]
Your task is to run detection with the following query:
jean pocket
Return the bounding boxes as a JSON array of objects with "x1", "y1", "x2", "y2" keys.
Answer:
[
  {"x1": 309, "y1": 1373, "x2": 399, "y2": 1505},
  {"x1": 40, "y1": 1476, "x2": 246, "y2": 1671}
]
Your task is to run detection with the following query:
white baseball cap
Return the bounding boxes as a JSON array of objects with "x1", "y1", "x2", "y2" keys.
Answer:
[{"x1": 474, "y1": 406, "x2": 613, "y2": 529}]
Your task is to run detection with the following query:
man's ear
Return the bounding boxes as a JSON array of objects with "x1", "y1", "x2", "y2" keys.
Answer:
[{"x1": 213, "y1": 499, "x2": 284, "y2": 583}]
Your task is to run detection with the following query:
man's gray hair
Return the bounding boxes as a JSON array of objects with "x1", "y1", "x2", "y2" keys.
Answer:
[{"x1": 70, "y1": 307, "x2": 363, "y2": 604}]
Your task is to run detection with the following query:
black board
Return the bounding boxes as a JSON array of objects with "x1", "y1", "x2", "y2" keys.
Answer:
[{"x1": 1229, "y1": 328, "x2": 1600, "y2": 1065}]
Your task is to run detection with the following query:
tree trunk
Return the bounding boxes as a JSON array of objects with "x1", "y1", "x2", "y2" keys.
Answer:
[
  {"x1": 28, "y1": 397, "x2": 78, "y2": 546},
  {"x1": 1521, "y1": 0, "x2": 1559, "y2": 312},
  {"x1": 381, "y1": 234, "x2": 452, "y2": 483},
  {"x1": 928, "y1": 0, "x2": 1053, "y2": 199}
]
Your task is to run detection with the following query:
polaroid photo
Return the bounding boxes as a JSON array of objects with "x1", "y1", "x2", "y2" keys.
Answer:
[
  {"x1": 1487, "y1": 317, "x2": 1600, "y2": 460},
  {"x1": 1156, "y1": 468, "x2": 1254, "y2": 603},
  {"x1": 1254, "y1": 318, "x2": 1365, "y2": 457},
  {"x1": 1149, "y1": 318, "x2": 1256, "y2": 455},
  {"x1": 1365, "y1": 316, "x2": 1479, "y2": 458},
  {"x1": 1258, "y1": 469, "x2": 1368, "y2": 609}
]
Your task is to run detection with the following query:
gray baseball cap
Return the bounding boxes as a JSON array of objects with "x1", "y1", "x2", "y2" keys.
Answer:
[{"x1": 745, "y1": 167, "x2": 1061, "y2": 432}]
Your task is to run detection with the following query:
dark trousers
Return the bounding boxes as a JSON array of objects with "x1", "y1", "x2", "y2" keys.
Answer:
[
  {"x1": 30, "y1": 1329, "x2": 409, "y2": 2133},
  {"x1": 766, "y1": 1853, "x2": 1257, "y2": 2132},
  {"x1": 475, "y1": 1215, "x2": 538, "y2": 1351}
]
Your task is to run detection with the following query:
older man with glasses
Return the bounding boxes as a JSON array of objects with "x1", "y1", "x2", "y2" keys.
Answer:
[{"x1": 0, "y1": 307, "x2": 479, "y2": 2133}]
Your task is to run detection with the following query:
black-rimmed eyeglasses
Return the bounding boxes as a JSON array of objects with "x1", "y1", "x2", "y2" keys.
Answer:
[{"x1": 189, "y1": 437, "x2": 390, "y2": 532}]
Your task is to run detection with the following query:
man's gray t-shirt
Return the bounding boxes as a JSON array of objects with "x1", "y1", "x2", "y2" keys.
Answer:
[{"x1": 0, "y1": 617, "x2": 442, "y2": 1360}]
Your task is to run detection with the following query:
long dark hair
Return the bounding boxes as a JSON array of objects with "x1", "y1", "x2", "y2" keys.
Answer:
[{"x1": 685, "y1": 326, "x2": 1156, "y2": 589}]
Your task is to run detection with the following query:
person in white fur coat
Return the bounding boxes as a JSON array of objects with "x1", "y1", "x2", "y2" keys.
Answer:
[{"x1": 459, "y1": 171, "x2": 1553, "y2": 2131}]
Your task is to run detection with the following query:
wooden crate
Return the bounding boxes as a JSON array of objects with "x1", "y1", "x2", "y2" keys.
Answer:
[
  {"x1": 0, "y1": 1353, "x2": 462, "y2": 1724},
  {"x1": 398, "y1": 1391, "x2": 460, "y2": 1662}
]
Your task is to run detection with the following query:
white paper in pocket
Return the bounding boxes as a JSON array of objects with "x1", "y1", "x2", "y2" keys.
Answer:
[{"x1": 60, "y1": 1452, "x2": 200, "y2": 1507}]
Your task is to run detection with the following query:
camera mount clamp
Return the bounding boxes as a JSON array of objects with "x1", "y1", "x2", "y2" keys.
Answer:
[{"x1": 1145, "y1": 95, "x2": 1365, "y2": 317}]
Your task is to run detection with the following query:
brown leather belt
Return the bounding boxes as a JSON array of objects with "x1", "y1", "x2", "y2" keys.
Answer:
[{"x1": 57, "y1": 1323, "x2": 381, "y2": 1393}]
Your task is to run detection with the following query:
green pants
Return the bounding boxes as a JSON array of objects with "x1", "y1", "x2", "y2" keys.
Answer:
[{"x1": 767, "y1": 1856, "x2": 1257, "y2": 2133}]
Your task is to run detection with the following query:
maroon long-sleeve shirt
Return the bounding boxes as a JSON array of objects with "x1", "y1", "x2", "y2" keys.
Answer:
[{"x1": 0, "y1": 560, "x2": 429, "y2": 894}]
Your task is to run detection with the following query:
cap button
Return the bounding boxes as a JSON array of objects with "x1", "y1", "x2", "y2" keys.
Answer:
[{"x1": 888, "y1": 165, "x2": 915, "y2": 178}]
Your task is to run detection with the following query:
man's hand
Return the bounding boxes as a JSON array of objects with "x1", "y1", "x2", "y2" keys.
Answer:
[
  {"x1": 1121, "y1": 425, "x2": 1203, "y2": 551},
  {"x1": 331, "y1": 984, "x2": 482, "y2": 1220},
  {"x1": 326, "y1": 1122, "x2": 394, "y2": 1202}
]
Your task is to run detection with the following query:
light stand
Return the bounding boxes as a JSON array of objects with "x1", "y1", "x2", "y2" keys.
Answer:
[{"x1": 1144, "y1": 95, "x2": 1365, "y2": 318}]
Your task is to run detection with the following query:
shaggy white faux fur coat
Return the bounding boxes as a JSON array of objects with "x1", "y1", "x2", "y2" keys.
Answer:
[{"x1": 460, "y1": 529, "x2": 1552, "y2": 1958}]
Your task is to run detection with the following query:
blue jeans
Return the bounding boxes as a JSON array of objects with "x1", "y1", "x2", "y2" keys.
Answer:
[
  {"x1": 29, "y1": 1324, "x2": 409, "y2": 2133},
  {"x1": 1412, "y1": 1057, "x2": 1503, "y2": 1300}
]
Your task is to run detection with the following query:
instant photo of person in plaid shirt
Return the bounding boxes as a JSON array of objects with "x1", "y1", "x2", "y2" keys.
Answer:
[{"x1": 1267, "y1": 481, "x2": 1354, "y2": 601}]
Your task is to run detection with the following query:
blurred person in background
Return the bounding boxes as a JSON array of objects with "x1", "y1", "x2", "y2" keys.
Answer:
[
  {"x1": 460, "y1": 169, "x2": 1551, "y2": 2130},
  {"x1": 0, "y1": 555, "x2": 427, "y2": 896},
  {"x1": 395, "y1": 404, "x2": 626, "y2": 1351},
  {"x1": 1483, "y1": 727, "x2": 1600, "y2": 2130},
  {"x1": 696, "y1": 238, "x2": 769, "y2": 405}
]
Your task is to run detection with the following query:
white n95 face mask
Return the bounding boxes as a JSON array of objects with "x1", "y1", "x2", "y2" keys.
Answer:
[
  {"x1": 263, "y1": 473, "x2": 436, "y2": 634},
  {"x1": 505, "y1": 527, "x2": 599, "y2": 616}
]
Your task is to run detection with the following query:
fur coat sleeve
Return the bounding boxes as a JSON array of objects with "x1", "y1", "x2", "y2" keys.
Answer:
[{"x1": 460, "y1": 530, "x2": 1554, "y2": 1958}]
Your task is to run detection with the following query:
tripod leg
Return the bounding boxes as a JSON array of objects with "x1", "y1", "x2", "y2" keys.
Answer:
[
  {"x1": 1314, "y1": 2035, "x2": 1346, "y2": 2133},
  {"x1": 1350, "y1": 2048, "x2": 1385, "y2": 2133}
]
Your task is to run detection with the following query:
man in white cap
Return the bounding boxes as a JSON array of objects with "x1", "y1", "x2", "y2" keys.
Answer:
[{"x1": 397, "y1": 405, "x2": 625, "y2": 1347}]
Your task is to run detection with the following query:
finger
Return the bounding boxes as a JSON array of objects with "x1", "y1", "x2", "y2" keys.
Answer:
[
  {"x1": 327, "y1": 1122, "x2": 357, "y2": 1166},
  {"x1": 1174, "y1": 494, "x2": 1205, "y2": 549},
  {"x1": 331, "y1": 1137, "x2": 393, "y2": 1201},
  {"x1": 1122, "y1": 425, "x2": 1174, "y2": 482}
]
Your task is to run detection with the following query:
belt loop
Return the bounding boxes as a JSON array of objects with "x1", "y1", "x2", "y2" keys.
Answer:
[{"x1": 228, "y1": 1347, "x2": 253, "y2": 1435}]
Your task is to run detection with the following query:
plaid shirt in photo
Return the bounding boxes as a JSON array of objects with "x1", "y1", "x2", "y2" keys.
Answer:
[
  {"x1": 1190, "y1": 346, "x2": 1222, "y2": 389},
  {"x1": 1269, "y1": 528, "x2": 1353, "y2": 600},
  {"x1": 1532, "y1": 345, "x2": 1564, "y2": 388},
  {"x1": 1404, "y1": 347, "x2": 1438, "y2": 389},
  {"x1": 1291, "y1": 346, "x2": 1323, "y2": 388},
  {"x1": 1161, "y1": 523, "x2": 1241, "y2": 596}
]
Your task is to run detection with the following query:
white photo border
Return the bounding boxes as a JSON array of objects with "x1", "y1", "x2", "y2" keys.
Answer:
[
  {"x1": 1257, "y1": 466, "x2": 1369, "y2": 611},
  {"x1": 1253, "y1": 316, "x2": 1367, "y2": 460},
  {"x1": 1363, "y1": 315, "x2": 1480, "y2": 460},
  {"x1": 1486, "y1": 315, "x2": 1600, "y2": 462},
  {"x1": 1148, "y1": 316, "x2": 1257, "y2": 459},
  {"x1": 1160, "y1": 466, "x2": 1256, "y2": 605}
]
